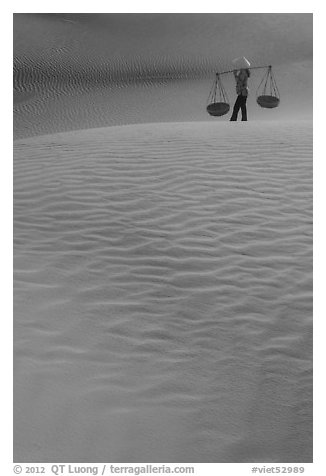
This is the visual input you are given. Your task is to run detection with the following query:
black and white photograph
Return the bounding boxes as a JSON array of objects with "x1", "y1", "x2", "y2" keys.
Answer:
[{"x1": 12, "y1": 9, "x2": 313, "y2": 467}]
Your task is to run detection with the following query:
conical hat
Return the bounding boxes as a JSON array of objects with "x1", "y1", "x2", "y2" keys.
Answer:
[{"x1": 232, "y1": 56, "x2": 251, "y2": 69}]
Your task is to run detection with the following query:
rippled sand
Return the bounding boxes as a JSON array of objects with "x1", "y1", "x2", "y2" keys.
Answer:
[{"x1": 14, "y1": 121, "x2": 312, "y2": 462}]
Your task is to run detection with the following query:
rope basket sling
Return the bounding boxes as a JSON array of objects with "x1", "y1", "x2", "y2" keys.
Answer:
[
  {"x1": 206, "y1": 73, "x2": 230, "y2": 116},
  {"x1": 256, "y1": 65, "x2": 280, "y2": 108}
]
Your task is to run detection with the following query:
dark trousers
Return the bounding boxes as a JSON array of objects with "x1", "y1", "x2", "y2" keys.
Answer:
[{"x1": 230, "y1": 94, "x2": 248, "y2": 121}]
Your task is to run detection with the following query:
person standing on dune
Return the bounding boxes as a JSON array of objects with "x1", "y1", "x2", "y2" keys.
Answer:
[{"x1": 230, "y1": 68, "x2": 250, "y2": 121}]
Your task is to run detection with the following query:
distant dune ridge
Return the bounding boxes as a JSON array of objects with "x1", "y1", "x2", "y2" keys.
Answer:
[
  {"x1": 14, "y1": 122, "x2": 312, "y2": 462},
  {"x1": 13, "y1": 13, "x2": 312, "y2": 139},
  {"x1": 14, "y1": 13, "x2": 312, "y2": 463}
]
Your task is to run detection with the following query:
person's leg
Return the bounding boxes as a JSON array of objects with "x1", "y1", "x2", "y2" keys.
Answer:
[
  {"x1": 240, "y1": 95, "x2": 248, "y2": 121},
  {"x1": 230, "y1": 95, "x2": 241, "y2": 121}
]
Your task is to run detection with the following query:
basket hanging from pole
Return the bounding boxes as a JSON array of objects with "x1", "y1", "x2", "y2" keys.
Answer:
[
  {"x1": 256, "y1": 65, "x2": 280, "y2": 109},
  {"x1": 206, "y1": 73, "x2": 230, "y2": 117}
]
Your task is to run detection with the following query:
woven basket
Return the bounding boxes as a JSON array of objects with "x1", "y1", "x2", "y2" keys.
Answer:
[
  {"x1": 257, "y1": 95, "x2": 280, "y2": 109},
  {"x1": 207, "y1": 102, "x2": 230, "y2": 117}
]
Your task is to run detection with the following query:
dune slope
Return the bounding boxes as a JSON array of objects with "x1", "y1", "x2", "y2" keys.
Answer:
[{"x1": 13, "y1": 121, "x2": 312, "y2": 462}]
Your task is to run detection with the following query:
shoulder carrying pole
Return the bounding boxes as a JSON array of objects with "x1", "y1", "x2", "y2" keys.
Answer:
[{"x1": 216, "y1": 65, "x2": 272, "y2": 76}]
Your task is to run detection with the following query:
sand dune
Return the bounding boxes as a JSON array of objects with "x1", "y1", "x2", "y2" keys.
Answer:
[
  {"x1": 14, "y1": 13, "x2": 312, "y2": 77},
  {"x1": 13, "y1": 12, "x2": 313, "y2": 463},
  {"x1": 14, "y1": 121, "x2": 312, "y2": 462}
]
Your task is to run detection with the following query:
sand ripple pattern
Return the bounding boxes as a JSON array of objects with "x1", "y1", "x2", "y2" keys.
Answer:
[
  {"x1": 14, "y1": 121, "x2": 312, "y2": 462},
  {"x1": 13, "y1": 16, "x2": 217, "y2": 139}
]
